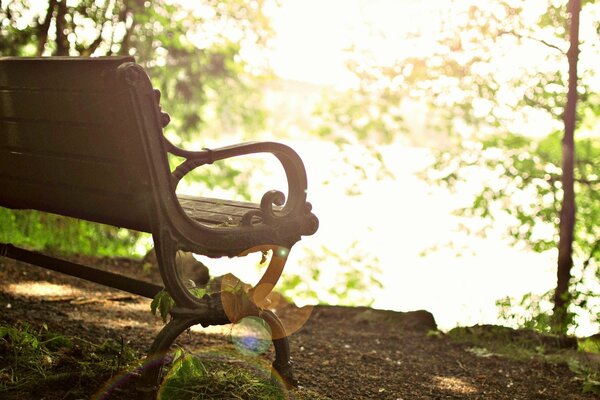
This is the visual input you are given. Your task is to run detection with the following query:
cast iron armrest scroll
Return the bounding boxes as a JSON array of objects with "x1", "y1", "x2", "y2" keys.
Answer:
[
  {"x1": 166, "y1": 139, "x2": 316, "y2": 229},
  {"x1": 166, "y1": 140, "x2": 317, "y2": 306}
]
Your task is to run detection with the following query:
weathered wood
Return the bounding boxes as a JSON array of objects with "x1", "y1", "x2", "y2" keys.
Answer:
[{"x1": 178, "y1": 194, "x2": 283, "y2": 226}]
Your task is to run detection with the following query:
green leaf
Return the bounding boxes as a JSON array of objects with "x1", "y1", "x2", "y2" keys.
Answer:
[
  {"x1": 151, "y1": 290, "x2": 175, "y2": 323},
  {"x1": 582, "y1": 380, "x2": 600, "y2": 394}
]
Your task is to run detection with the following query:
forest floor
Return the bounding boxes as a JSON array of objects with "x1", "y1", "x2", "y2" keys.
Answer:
[{"x1": 0, "y1": 255, "x2": 598, "y2": 400}]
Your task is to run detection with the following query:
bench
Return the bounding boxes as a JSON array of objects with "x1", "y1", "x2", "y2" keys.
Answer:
[{"x1": 0, "y1": 56, "x2": 318, "y2": 394}]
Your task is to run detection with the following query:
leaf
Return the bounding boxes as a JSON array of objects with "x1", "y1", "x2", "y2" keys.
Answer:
[
  {"x1": 582, "y1": 380, "x2": 600, "y2": 394},
  {"x1": 150, "y1": 290, "x2": 175, "y2": 323},
  {"x1": 150, "y1": 292, "x2": 160, "y2": 316},
  {"x1": 190, "y1": 287, "x2": 207, "y2": 298},
  {"x1": 158, "y1": 294, "x2": 175, "y2": 323}
]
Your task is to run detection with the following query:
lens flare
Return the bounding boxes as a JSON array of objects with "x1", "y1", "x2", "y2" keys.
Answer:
[{"x1": 231, "y1": 316, "x2": 272, "y2": 356}]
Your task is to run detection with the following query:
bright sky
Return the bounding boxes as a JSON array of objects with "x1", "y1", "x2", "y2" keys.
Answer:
[{"x1": 266, "y1": 0, "x2": 452, "y2": 87}]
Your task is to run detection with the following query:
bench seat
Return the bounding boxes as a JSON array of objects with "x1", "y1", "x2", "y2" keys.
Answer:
[{"x1": 178, "y1": 194, "x2": 282, "y2": 228}]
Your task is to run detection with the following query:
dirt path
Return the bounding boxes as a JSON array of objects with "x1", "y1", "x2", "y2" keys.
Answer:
[{"x1": 0, "y1": 256, "x2": 595, "y2": 399}]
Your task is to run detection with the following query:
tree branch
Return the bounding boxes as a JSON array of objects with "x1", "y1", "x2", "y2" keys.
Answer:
[
  {"x1": 79, "y1": 0, "x2": 115, "y2": 56},
  {"x1": 117, "y1": 1, "x2": 137, "y2": 56},
  {"x1": 582, "y1": 239, "x2": 600, "y2": 270},
  {"x1": 498, "y1": 30, "x2": 566, "y2": 54},
  {"x1": 575, "y1": 177, "x2": 600, "y2": 186}
]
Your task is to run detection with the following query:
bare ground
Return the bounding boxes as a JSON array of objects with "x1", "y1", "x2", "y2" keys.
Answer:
[{"x1": 0, "y1": 255, "x2": 597, "y2": 399}]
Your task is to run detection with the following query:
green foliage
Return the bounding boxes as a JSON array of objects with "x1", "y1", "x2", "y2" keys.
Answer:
[
  {"x1": 0, "y1": 322, "x2": 329, "y2": 399},
  {"x1": 0, "y1": 322, "x2": 136, "y2": 395},
  {"x1": 159, "y1": 349, "x2": 331, "y2": 400},
  {"x1": 280, "y1": 242, "x2": 383, "y2": 306},
  {"x1": 569, "y1": 358, "x2": 600, "y2": 395},
  {"x1": 435, "y1": 130, "x2": 600, "y2": 333},
  {"x1": 496, "y1": 292, "x2": 557, "y2": 334},
  {"x1": 448, "y1": 325, "x2": 568, "y2": 357},
  {"x1": 582, "y1": 378, "x2": 600, "y2": 395},
  {"x1": 0, "y1": 208, "x2": 148, "y2": 257},
  {"x1": 322, "y1": 0, "x2": 599, "y2": 331},
  {"x1": 151, "y1": 288, "x2": 208, "y2": 323},
  {"x1": 430, "y1": 131, "x2": 600, "y2": 257},
  {"x1": 496, "y1": 277, "x2": 599, "y2": 336},
  {"x1": 159, "y1": 353, "x2": 291, "y2": 400},
  {"x1": 579, "y1": 336, "x2": 600, "y2": 354},
  {"x1": 0, "y1": 322, "x2": 67, "y2": 390},
  {"x1": 151, "y1": 290, "x2": 177, "y2": 323},
  {"x1": 448, "y1": 325, "x2": 600, "y2": 394}
]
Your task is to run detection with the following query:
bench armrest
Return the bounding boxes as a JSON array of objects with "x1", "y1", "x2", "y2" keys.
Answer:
[{"x1": 166, "y1": 140, "x2": 315, "y2": 229}]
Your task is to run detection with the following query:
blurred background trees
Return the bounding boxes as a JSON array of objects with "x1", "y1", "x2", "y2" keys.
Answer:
[{"x1": 315, "y1": 0, "x2": 599, "y2": 334}]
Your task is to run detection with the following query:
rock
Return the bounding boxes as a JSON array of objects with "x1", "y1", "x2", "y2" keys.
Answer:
[
  {"x1": 142, "y1": 248, "x2": 210, "y2": 287},
  {"x1": 352, "y1": 308, "x2": 437, "y2": 332}
]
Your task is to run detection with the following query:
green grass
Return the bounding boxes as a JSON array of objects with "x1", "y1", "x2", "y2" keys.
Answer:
[
  {"x1": 0, "y1": 323, "x2": 330, "y2": 399},
  {"x1": 158, "y1": 347, "x2": 331, "y2": 400},
  {"x1": 0, "y1": 322, "x2": 136, "y2": 397},
  {"x1": 160, "y1": 352, "x2": 286, "y2": 400},
  {"x1": 579, "y1": 336, "x2": 600, "y2": 354},
  {"x1": 447, "y1": 325, "x2": 600, "y2": 395}
]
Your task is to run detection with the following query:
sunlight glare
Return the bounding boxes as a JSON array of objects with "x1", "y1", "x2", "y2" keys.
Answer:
[
  {"x1": 432, "y1": 376, "x2": 478, "y2": 395},
  {"x1": 266, "y1": 0, "x2": 453, "y2": 88},
  {"x1": 7, "y1": 281, "x2": 82, "y2": 298}
]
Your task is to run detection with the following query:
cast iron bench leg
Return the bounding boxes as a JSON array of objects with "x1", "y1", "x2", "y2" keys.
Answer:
[
  {"x1": 138, "y1": 303, "x2": 297, "y2": 397},
  {"x1": 138, "y1": 235, "x2": 297, "y2": 397},
  {"x1": 260, "y1": 309, "x2": 298, "y2": 387}
]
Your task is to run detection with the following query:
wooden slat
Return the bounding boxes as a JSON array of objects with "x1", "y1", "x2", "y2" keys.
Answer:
[
  {"x1": 0, "y1": 176, "x2": 152, "y2": 232},
  {"x1": 0, "y1": 88, "x2": 118, "y2": 124},
  {"x1": 177, "y1": 194, "x2": 283, "y2": 227},
  {"x1": 0, "y1": 119, "x2": 120, "y2": 161},
  {"x1": 0, "y1": 57, "x2": 157, "y2": 233},
  {"x1": 178, "y1": 196, "x2": 255, "y2": 226},
  {"x1": 0, "y1": 57, "x2": 134, "y2": 91},
  {"x1": 179, "y1": 194, "x2": 259, "y2": 211},
  {"x1": 0, "y1": 151, "x2": 132, "y2": 196}
]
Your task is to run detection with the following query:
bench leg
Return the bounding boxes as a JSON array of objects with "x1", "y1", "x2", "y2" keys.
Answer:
[
  {"x1": 138, "y1": 303, "x2": 297, "y2": 397},
  {"x1": 152, "y1": 232, "x2": 199, "y2": 308},
  {"x1": 142, "y1": 234, "x2": 298, "y2": 396},
  {"x1": 139, "y1": 313, "x2": 208, "y2": 394},
  {"x1": 260, "y1": 309, "x2": 298, "y2": 388}
]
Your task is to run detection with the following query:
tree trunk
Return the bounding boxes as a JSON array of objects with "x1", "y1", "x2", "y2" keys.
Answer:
[
  {"x1": 37, "y1": 0, "x2": 57, "y2": 56},
  {"x1": 54, "y1": 0, "x2": 69, "y2": 56},
  {"x1": 552, "y1": 0, "x2": 580, "y2": 334}
]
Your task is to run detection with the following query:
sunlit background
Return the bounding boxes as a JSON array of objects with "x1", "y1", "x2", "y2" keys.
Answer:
[
  {"x1": 1, "y1": 0, "x2": 598, "y2": 336},
  {"x1": 183, "y1": 0, "x2": 599, "y2": 336}
]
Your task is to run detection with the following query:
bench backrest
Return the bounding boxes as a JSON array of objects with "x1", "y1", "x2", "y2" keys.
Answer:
[{"x1": 0, "y1": 57, "x2": 171, "y2": 233}]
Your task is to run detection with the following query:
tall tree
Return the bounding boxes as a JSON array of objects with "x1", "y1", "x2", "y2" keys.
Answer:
[{"x1": 553, "y1": 0, "x2": 581, "y2": 332}]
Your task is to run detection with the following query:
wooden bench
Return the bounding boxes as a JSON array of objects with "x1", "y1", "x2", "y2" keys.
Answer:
[{"x1": 0, "y1": 56, "x2": 318, "y2": 394}]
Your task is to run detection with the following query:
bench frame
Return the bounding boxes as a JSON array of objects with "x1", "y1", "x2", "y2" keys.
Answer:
[{"x1": 0, "y1": 57, "x2": 318, "y2": 395}]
